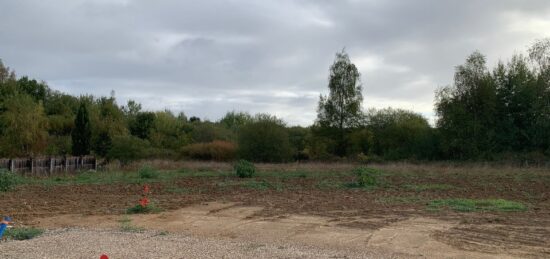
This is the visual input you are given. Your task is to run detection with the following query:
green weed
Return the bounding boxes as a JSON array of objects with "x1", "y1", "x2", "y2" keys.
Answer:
[
  {"x1": 138, "y1": 165, "x2": 159, "y2": 179},
  {"x1": 0, "y1": 169, "x2": 22, "y2": 192},
  {"x1": 355, "y1": 167, "x2": 381, "y2": 186}
]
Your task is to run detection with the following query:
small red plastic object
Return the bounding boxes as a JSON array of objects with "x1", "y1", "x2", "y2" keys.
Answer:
[
  {"x1": 100, "y1": 254, "x2": 109, "y2": 259},
  {"x1": 139, "y1": 197, "x2": 149, "y2": 207}
]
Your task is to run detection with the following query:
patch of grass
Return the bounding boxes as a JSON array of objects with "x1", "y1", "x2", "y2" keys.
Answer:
[
  {"x1": 4, "y1": 227, "x2": 44, "y2": 240},
  {"x1": 428, "y1": 199, "x2": 527, "y2": 212},
  {"x1": 28, "y1": 169, "x2": 189, "y2": 186},
  {"x1": 177, "y1": 170, "x2": 232, "y2": 178},
  {"x1": 404, "y1": 184, "x2": 455, "y2": 192},
  {"x1": 244, "y1": 180, "x2": 283, "y2": 191},
  {"x1": 119, "y1": 216, "x2": 144, "y2": 232},
  {"x1": 256, "y1": 170, "x2": 310, "y2": 179},
  {"x1": 315, "y1": 179, "x2": 343, "y2": 189},
  {"x1": 138, "y1": 165, "x2": 159, "y2": 179},
  {"x1": 217, "y1": 179, "x2": 283, "y2": 191},
  {"x1": 376, "y1": 196, "x2": 425, "y2": 205}
]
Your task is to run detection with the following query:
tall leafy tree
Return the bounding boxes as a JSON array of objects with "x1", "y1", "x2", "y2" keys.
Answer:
[
  {"x1": 17, "y1": 76, "x2": 47, "y2": 103},
  {"x1": 493, "y1": 55, "x2": 537, "y2": 152},
  {"x1": 149, "y1": 110, "x2": 188, "y2": 149},
  {"x1": 316, "y1": 50, "x2": 364, "y2": 156},
  {"x1": 129, "y1": 112, "x2": 156, "y2": 139},
  {"x1": 435, "y1": 51, "x2": 497, "y2": 159},
  {"x1": 528, "y1": 38, "x2": 550, "y2": 152},
  {"x1": 367, "y1": 108, "x2": 436, "y2": 160},
  {"x1": 0, "y1": 94, "x2": 49, "y2": 157},
  {"x1": 219, "y1": 111, "x2": 253, "y2": 133},
  {"x1": 72, "y1": 102, "x2": 92, "y2": 156}
]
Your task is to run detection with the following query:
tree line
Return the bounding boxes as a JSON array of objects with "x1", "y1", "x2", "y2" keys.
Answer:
[{"x1": 0, "y1": 39, "x2": 548, "y2": 163}]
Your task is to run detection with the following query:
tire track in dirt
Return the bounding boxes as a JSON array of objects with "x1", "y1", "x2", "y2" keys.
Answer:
[{"x1": 434, "y1": 224, "x2": 550, "y2": 257}]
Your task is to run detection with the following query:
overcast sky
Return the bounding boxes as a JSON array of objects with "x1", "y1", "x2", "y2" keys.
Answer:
[{"x1": 1, "y1": 0, "x2": 549, "y2": 125}]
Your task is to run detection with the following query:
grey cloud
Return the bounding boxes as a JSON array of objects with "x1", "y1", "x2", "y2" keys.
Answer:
[{"x1": 1, "y1": 0, "x2": 549, "y2": 125}]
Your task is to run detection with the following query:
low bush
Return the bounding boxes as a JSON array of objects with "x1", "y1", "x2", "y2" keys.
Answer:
[
  {"x1": 234, "y1": 159, "x2": 255, "y2": 178},
  {"x1": 0, "y1": 169, "x2": 21, "y2": 192},
  {"x1": 138, "y1": 165, "x2": 158, "y2": 179},
  {"x1": 354, "y1": 167, "x2": 381, "y2": 187},
  {"x1": 4, "y1": 227, "x2": 44, "y2": 240},
  {"x1": 181, "y1": 140, "x2": 237, "y2": 161}
]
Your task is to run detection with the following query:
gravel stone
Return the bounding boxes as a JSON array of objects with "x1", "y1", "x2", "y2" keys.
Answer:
[{"x1": 0, "y1": 228, "x2": 380, "y2": 258}]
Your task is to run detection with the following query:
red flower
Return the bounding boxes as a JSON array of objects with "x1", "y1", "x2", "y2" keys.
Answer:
[
  {"x1": 143, "y1": 184, "x2": 150, "y2": 194},
  {"x1": 139, "y1": 197, "x2": 149, "y2": 207}
]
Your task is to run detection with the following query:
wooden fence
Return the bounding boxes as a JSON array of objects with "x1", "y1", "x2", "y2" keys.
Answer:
[{"x1": 0, "y1": 156, "x2": 97, "y2": 176}]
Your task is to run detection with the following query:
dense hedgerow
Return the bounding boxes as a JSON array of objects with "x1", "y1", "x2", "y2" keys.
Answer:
[{"x1": 181, "y1": 140, "x2": 237, "y2": 161}]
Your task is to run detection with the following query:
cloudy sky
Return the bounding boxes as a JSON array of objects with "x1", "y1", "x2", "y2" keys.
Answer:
[{"x1": 1, "y1": 0, "x2": 549, "y2": 125}]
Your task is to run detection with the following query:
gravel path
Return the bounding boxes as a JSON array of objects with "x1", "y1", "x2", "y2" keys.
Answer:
[{"x1": 0, "y1": 228, "x2": 381, "y2": 258}]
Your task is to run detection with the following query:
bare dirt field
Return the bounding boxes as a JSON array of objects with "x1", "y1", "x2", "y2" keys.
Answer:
[{"x1": 2, "y1": 162, "x2": 549, "y2": 258}]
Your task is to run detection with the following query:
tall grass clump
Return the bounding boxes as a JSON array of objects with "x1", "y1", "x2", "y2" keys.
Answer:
[
  {"x1": 0, "y1": 169, "x2": 21, "y2": 192},
  {"x1": 234, "y1": 159, "x2": 255, "y2": 178},
  {"x1": 138, "y1": 165, "x2": 158, "y2": 179},
  {"x1": 354, "y1": 167, "x2": 381, "y2": 187}
]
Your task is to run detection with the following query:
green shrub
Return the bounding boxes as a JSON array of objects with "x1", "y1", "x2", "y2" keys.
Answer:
[
  {"x1": 4, "y1": 227, "x2": 44, "y2": 240},
  {"x1": 354, "y1": 167, "x2": 381, "y2": 187},
  {"x1": 0, "y1": 169, "x2": 21, "y2": 192},
  {"x1": 138, "y1": 165, "x2": 158, "y2": 179},
  {"x1": 234, "y1": 160, "x2": 255, "y2": 178}
]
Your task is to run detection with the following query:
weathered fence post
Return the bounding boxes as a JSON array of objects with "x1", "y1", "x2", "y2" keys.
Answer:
[
  {"x1": 9, "y1": 159, "x2": 14, "y2": 172},
  {"x1": 63, "y1": 156, "x2": 67, "y2": 176},
  {"x1": 1, "y1": 156, "x2": 95, "y2": 175},
  {"x1": 49, "y1": 157, "x2": 54, "y2": 175}
]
